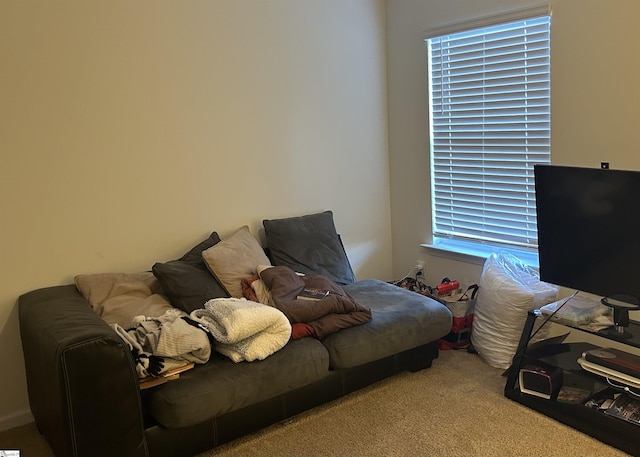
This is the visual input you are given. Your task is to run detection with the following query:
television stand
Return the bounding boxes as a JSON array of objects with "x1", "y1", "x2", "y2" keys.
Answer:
[{"x1": 504, "y1": 310, "x2": 640, "y2": 456}]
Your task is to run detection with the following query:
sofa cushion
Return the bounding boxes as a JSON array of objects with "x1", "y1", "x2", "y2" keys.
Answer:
[
  {"x1": 145, "y1": 337, "x2": 330, "y2": 429},
  {"x1": 321, "y1": 279, "x2": 452, "y2": 369},
  {"x1": 152, "y1": 261, "x2": 229, "y2": 313},
  {"x1": 202, "y1": 226, "x2": 272, "y2": 298},
  {"x1": 263, "y1": 211, "x2": 356, "y2": 285},
  {"x1": 152, "y1": 231, "x2": 230, "y2": 313},
  {"x1": 74, "y1": 272, "x2": 175, "y2": 328},
  {"x1": 178, "y1": 231, "x2": 222, "y2": 264}
]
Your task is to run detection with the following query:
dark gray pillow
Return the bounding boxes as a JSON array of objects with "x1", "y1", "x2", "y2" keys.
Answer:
[
  {"x1": 152, "y1": 261, "x2": 229, "y2": 314},
  {"x1": 152, "y1": 232, "x2": 229, "y2": 313},
  {"x1": 263, "y1": 211, "x2": 356, "y2": 285},
  {"x1": 178, "y1": 232, "x2": 222, "y2": 265}
]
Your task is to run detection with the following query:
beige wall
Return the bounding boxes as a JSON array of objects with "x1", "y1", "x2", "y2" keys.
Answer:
[
  {"x1": 0, "y1": 0, "x2": 390, "y2": 429},
  {"x1": 386, "y1": 0, "x2": 640, "y2": 286}
]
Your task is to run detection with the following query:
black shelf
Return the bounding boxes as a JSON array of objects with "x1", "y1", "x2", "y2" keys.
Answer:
[
  {"x1": 504, "y1": 311, "x2": 640, "y2": 456},
  {"x1": 550, "y1": 310, "x2": 640, "y2": 349}
]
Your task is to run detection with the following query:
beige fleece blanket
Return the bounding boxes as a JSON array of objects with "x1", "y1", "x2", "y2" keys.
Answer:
[{"x1": 191, "y1": 298, "x2": 291, "y2": 362}]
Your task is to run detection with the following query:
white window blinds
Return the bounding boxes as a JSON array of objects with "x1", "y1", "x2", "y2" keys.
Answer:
[{"x1": 426, "y1": 11, "x2": 550, "y2": 249}]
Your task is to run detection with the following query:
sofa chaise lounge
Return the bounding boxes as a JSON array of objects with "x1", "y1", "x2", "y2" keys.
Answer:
[{"x1": 19, "y1": 211, "x2": 452, "y2": 457}]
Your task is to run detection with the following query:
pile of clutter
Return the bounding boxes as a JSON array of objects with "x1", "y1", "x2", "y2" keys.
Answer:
[{"x1": 390, "y1": 274, "x2": 477, "y2": 350}]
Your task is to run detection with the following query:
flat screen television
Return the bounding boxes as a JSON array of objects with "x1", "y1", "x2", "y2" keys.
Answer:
[{"x1": 534, "y1": 164, "x2": 640, "y2": 336}]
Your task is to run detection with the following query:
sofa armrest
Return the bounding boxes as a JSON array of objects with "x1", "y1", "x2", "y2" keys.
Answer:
[{"x1": 19, "y1": 285, "x2": 148, "y2": 457}]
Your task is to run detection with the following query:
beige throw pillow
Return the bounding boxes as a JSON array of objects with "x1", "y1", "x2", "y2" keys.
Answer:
[
  {"x1": 74, "y1": 271, "x2": 176, "y2": 328},
  {"x1": 202, "y1": 226, "x2": 271, "y2": 298}
]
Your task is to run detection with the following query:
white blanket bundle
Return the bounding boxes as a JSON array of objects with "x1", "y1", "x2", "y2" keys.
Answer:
[{"x1": 191, "y1": 297, "x2": 291, "y2": 362}]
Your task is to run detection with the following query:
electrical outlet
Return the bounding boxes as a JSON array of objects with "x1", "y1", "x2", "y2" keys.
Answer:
[{"x1": 415, "y1": 260, "x2": 425, "y2": 274}]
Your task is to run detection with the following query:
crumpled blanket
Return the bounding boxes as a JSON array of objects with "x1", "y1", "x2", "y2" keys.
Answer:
[
  {"x1": 259, "y1": 266, "x2": 372, "y2": 338},
  {"x1": 241, "y1": 274, "x2": 274, "y2": 306},
  {"x1": 112, "y1": 308, "x2": 211, "y2": 378},
  {"x1": 190, "y1": 297, "x2": 291, "y2": 362},
  {"x1": 241, "y1": 269, "x2": 316, "y2": 339}
]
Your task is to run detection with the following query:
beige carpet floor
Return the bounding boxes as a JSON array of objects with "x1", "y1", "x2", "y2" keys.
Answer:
[{"x1": 0, "y1": 350, "x2": 630, "y2": 457}]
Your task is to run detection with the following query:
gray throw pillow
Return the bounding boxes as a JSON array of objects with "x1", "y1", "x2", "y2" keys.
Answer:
[
  {"x1": 152, "y1": 261, "x2": 229, "y2": 314},
  {"x1": 263, "y1": 211, "x2": 356, "y2": 285},
  {"x1": 152, "y1": 232, "x2": 229, "y2": 313},
  {"x1": 178, "y1": 232, "x2": 222, "y2": 265}
]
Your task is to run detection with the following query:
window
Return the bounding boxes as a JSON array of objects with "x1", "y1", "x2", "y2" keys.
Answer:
[{"x1": 425, "y1": 7, "x2": 551, "y2": 260}]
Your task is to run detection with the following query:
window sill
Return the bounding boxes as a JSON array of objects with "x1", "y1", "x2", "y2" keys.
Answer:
[{"x1": 421, "y1": 237, "x2": 539, "y2": 269}]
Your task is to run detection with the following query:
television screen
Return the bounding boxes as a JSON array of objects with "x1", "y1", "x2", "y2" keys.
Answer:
[{"x1": 534, "y1": 164, "x2": 640, "y2": 304}]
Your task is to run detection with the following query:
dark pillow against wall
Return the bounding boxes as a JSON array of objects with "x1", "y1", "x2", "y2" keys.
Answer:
[
  {"x1": 178, "y1": 232, "x2": 222, "y2": 265},
  {"x1": 152, "y1": 232, "x2": 229, "y2": 313},
  {"x1": 263, "y1": 211, "x2": 356, "y2": 285}
]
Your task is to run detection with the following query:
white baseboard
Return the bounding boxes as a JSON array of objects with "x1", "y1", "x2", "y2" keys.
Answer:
[{"x1": 0, "y1": 409, "x2": 34, "y2": 432}]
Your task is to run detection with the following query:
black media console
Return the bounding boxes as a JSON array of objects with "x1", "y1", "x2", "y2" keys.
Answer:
[{"x1": 505, "y1": 310, "x2": 640, "y2": 456}]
